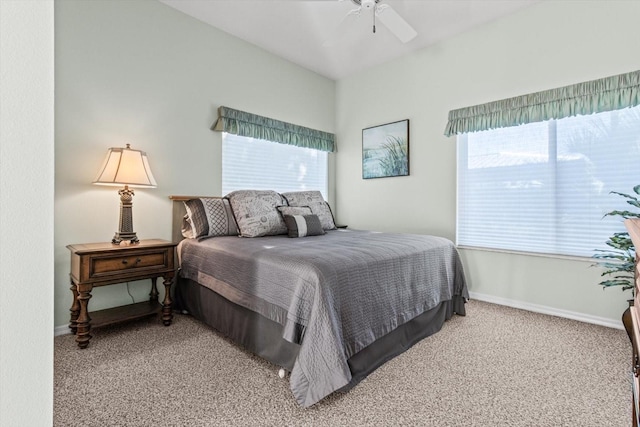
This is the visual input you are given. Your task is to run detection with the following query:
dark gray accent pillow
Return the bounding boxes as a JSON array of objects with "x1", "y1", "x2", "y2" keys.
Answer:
[
  {"x1": 283, "y1": 214, "x2": 326, "y2": 238},
  {"x1": 183, "y1": 198, "x2": 239, "y2": 239}
]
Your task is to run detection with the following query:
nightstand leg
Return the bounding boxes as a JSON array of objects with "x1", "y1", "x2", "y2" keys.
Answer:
[
  {"x1": 161, "y1": 273, "x2": 174, "y2": 326},
  {"x1": 75, "y1": 284, "x2": 93, "y2": 349},
  {"x1": 69, "y1": 280, "x2": 80, "y2": 334},
  {"x1": 149, "y1": 277, "x2": 159, "y2": 303}
]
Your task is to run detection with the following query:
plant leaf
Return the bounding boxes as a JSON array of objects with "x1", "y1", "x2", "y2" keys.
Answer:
[
  {"x1": 610, "y1": 190, "x2": 638, "y2": 201},
  {"x1": 604, "y1": 210, "x2": 640, "y2": 219}
]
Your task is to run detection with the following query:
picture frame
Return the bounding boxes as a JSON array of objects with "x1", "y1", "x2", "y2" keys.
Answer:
[{"x1": 362, "y1": 119, "x2": 410, "y2": 179}]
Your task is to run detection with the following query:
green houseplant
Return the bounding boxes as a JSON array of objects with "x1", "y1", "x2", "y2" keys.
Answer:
[
  {"x1": 593, "y1": 185, "x2": 639, "y2": 339},
  {"x1": 593, "y1": 185, "x2": 639, "y2": 293}
]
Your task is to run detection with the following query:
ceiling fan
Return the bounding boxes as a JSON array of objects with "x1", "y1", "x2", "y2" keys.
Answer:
[{"x1": 334, "y1": 0, "x2": 418, "y2": 44}]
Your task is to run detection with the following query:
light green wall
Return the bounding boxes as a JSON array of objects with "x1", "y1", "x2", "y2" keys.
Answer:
[
  {"x1": 54, "y1": 0, "x2": 335, "y2": 328},
  {"x1": 1, "y1": 0, "x2": 54, "y2": 424},
  {"x1": 335, "y1": 0, "x2": 640, "y2": 325},
  {"x1": 55, "y1": 0, "x2": 640, "y2": 330}
]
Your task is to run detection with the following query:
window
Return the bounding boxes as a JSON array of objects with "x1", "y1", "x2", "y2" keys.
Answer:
[
  {"x1": 222, "y1": 133, "x2": 328, "y2": 199},
  {"x1": 457, "y1": 105, "x2": 640, "y2": 258}
]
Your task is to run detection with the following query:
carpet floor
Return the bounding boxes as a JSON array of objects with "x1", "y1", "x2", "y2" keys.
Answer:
[{"x1": 54, "y1": 300, "x2": 630, "y2": 426}]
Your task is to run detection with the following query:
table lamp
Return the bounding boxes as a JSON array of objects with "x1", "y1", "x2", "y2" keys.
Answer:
[{"x1": 93, "y1": 144, "x2": 157, "y2": 244}]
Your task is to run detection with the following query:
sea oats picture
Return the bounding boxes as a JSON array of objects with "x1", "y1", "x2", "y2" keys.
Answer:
[{"x1": 362, "y1": 119, "x2": 409, "y2": 179}]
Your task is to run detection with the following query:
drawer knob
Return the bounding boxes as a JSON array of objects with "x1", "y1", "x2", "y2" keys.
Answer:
[{"x1": 122, "y1": 258, "x2": 142, "y2": 265}]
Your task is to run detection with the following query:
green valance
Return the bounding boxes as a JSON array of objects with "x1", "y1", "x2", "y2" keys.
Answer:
[
  {"x1": 444, "y1": 70, "x2": 640, "y2": 136},
  {"x1": 212, "y1": 106, "x2": 335, "y2": 152}
]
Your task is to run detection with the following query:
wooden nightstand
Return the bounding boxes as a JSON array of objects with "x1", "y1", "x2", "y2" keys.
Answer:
[{"x1": 67, "y1": 239, "x2": 177, "y2": 349}]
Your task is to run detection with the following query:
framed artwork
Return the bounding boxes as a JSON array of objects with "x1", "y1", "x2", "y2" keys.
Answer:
[{"x1": 362, "y1": 119, "x2": 410, "y2": 179}]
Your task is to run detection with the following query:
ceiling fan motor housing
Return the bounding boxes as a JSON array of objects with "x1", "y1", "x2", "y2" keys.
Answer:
[{"x1": 352, "y1": 0, "x2": 380, "y2": 10}]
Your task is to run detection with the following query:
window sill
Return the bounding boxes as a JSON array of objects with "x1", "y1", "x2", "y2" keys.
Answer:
[{"x1": 456, "y1": 245, "x2": 595, "y2": 263}]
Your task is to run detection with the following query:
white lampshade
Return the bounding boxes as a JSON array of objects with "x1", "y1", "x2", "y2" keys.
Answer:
[{"x1": 93, "y1": 144, "x2": 157, "y2": 188}]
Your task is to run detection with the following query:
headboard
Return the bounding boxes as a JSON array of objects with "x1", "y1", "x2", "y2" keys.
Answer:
[{"x1": 168, "y1": 195, "x2": 223, "y2": 243}]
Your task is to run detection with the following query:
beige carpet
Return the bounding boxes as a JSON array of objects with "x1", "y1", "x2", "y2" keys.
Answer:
[{"x1": 54, "y1": 300, "x2": 630, "y2": 426}]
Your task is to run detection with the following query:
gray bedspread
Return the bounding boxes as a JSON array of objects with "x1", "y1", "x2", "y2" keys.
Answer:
[{"x1": 179, "y1": 229, "x2": 468, "y2": 407}]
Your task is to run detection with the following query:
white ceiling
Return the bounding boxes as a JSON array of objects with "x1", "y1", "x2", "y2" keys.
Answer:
[{"x1": 159, "y1": 0, "x2": 541, "y2": 80}]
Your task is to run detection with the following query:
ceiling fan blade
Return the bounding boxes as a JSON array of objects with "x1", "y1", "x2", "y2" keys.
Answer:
[{"x1": 376, "y1": 5, "x2": 417, "y2": 43}]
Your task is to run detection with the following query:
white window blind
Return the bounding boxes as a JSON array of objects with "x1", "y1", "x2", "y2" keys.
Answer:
[
  {"x1": 222, "y1": 133, "x2": 328, "y2": 199},
  {"x1": 457, "y1": 105, "x2": 640, "y2": 258}
]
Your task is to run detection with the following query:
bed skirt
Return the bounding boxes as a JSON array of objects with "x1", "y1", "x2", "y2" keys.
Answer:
[{"x1": 175, "y1": 276, "x2": 465, "y2": 393}]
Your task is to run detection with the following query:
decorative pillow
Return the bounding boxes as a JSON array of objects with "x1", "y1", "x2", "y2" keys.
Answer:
[
  {"x1": 281, "y1": 191, "x2": 337, "y2": 230},
  {"x1": 183, "y1": 198, "x2": 239, "y2": 239},
  {"x1": 277, "y1": 206, "x2": 313, "y2": 218},
  {"x1": 283, "y1": 214, "x2": 326, "y2": 238},
  {"x1": 225, "y1": 190, "x2": 287, "y2": 237}
]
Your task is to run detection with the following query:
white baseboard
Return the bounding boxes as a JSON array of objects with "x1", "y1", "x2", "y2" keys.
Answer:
[
  {"x1": 469, "y1": 291, "x2": 624, "y2": 330},
  {"x1": 54, "y1": 324, "x2": 71, "y2": 336}
]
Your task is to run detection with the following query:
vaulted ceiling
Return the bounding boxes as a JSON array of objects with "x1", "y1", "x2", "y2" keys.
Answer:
[{"x1": 160, "y1": 0, "x2": 541, "y2": 80}]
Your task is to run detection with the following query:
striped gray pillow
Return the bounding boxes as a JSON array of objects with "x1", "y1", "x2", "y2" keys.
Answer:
[
  {"x1": 183, "y1": 198, "x2": 239, "y2": 239},
  {"x1": 281, "y1": 191, "x2": 337, "y2": 230},
  {"x1": 283, "y1": 214, "x2": 325, "y2": 238},
  {"x1": 277, "y1": 206, "x2": 313, "y2": 217}
]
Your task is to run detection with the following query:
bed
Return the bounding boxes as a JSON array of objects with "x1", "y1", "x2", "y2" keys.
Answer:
[{"x1": 170, "y1": 191, "x2": 468, "y2": 407}]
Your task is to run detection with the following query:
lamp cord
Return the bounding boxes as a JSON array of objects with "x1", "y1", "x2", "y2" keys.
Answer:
[{"x1": 126, "y1": 282, "x2": 135, "y2": 304}]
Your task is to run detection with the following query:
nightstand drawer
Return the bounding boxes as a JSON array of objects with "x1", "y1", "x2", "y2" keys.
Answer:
[
  {"x1": 68, "y1": 240, "x2": 176, "y2": 286},
  {"x1": 91, "y1": 252, "x2": 167, "y2": 276}
]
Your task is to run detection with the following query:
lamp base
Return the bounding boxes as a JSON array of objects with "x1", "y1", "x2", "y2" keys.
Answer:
[
  {"x1": 112, "y1": 185, "x2": 140, "y2": 245},
  {"x1": 112, "y1": 232, "x2": 139, "y2": 245}
]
